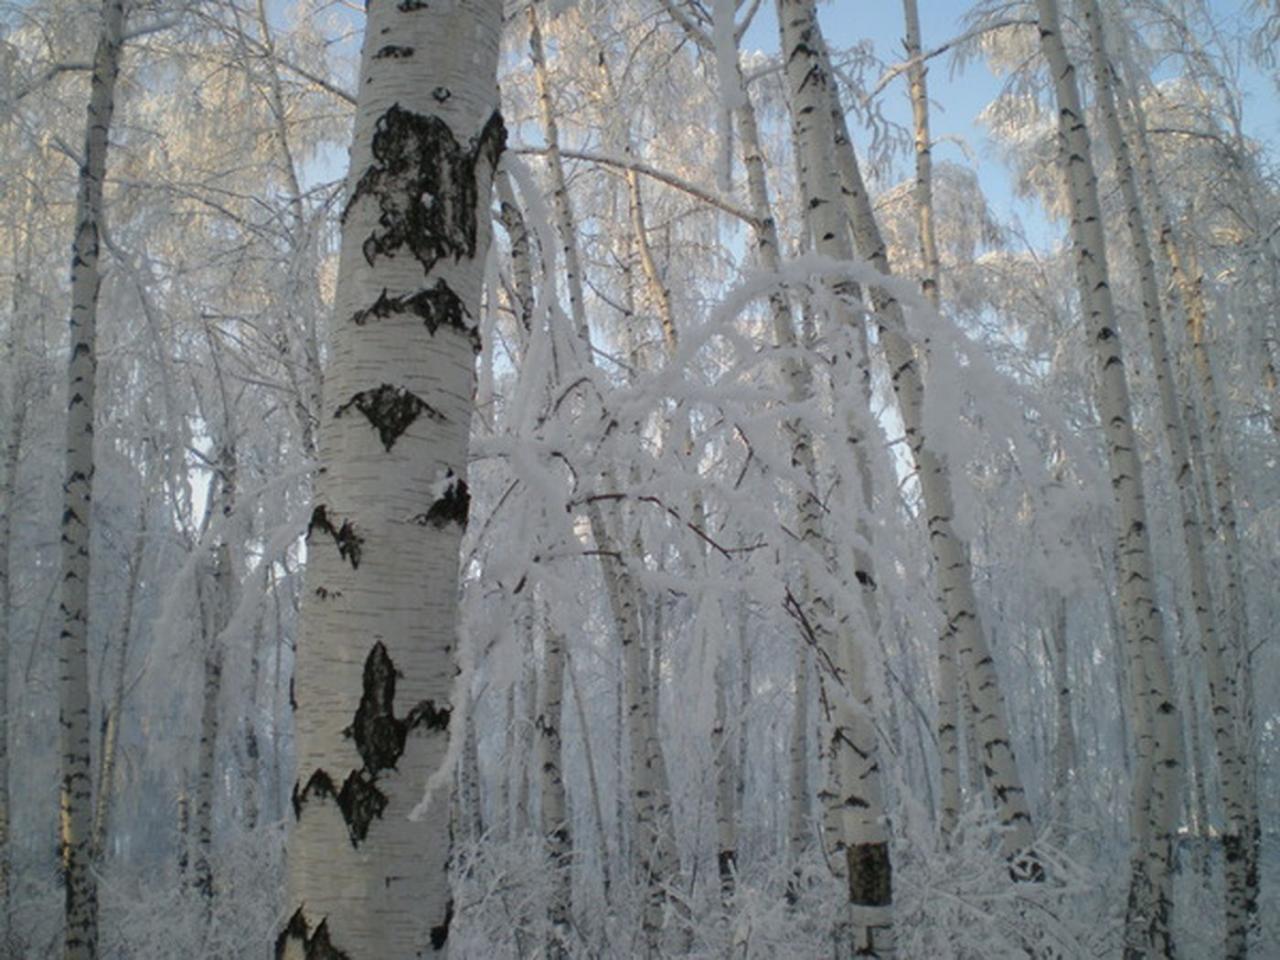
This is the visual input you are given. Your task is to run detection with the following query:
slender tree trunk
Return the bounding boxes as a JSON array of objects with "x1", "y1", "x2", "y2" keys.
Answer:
[
  {"x1": 537, "y1": 610, "x2": 571, "y2": 954},
  {"x1": 194, "y1": 447, "x2": 235, "y2": 910},
  {"x1": 526, "y1": 10, "x2": 672, "y2": 948},
  {"x1": 59, "y1": 1, "x2": 125, "y2": 955},
  {"x1": 810, "y1": 6, "x2": 1038, "y2": 874},
  {"x1": 1050, "y1": 598, "x2": 1074, "y2": 842},
  {"x1": 776, "y1": 4, "x2": 895, "y2": 954},
  {"x1": 277, "y1": 2, "x2": 505, "y2": 955},
  {"x1": 0, "y1": 272, "x2": 25, "y2": 943},
  {"x1": 788, "y1": 645, "x2": 810, "y2": 864},
  {"x1": 91, "y1": 506, "x2": 146, "y2": 861},
  {"x1": 1035, "y1": 3, "x2": 1183, "y2": 954},
  {"x1": 1081, "y1": 4, "x2": 1248, "y2": 952}
]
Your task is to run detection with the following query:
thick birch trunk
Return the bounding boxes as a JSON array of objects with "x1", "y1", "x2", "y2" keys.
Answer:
[
  {"x1": 59, "y1": 1, "x2": 125, "y2": 955},
  {"x1": 278, "y1": 3, "x2": 504, "y2": 956},
  {"x1": 1034, "y1": 3, "x2": 1183, "y2": 954},
  {"x1": 1081, "y1": 4, "x2": 1249, "y2": 952}
]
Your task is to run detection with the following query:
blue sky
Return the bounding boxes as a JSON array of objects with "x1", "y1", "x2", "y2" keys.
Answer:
[{"x1": 739, "y1": 0, "x2": 1278, "y2": 252}]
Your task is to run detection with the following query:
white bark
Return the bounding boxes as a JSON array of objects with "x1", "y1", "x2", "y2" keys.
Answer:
[
  {"x1": 1081, "y1": 3, "x2": 1249, "y2": 952},
  {"x1": 91, "y1": 506, "x2": 146, "y2": 861},
  {"x1": 279, "y1": 2, "x2": 504, "y2": 956},
  {"x1": 1034, "y1": 2, "x2": 1183, "y2": 954},
  {"x1": 1049, "y1": 598, "x2": 1074, "y2": 841},
  {"x1": 537, "y1": 612, "x2": 570, "y2": 951},
  {"x1": 812, "y1": 9, "x2": 1037, "y2": 872},
  {"x1": 59, "y1": 0, "x2": 125, "y2": 955},
  {"x1": 776, "y1": 3, "x2": 894, "y2": 954},
  {"x1": 526, "y1": 11, "x2": 673, "y2": 947}
]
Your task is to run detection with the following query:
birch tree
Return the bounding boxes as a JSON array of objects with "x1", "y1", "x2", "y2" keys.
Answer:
[
  {"x1": 58, "y1": 0, "x2": 126, "y2": 956},
  {"x1": 1034, "y1": 1, "x2": 1183, "y2": 954},
  {"x1": 278, "y1": 2, "x2": 505, "y2": 956}
]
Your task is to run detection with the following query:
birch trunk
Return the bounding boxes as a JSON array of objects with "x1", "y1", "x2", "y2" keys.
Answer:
[
  {"x1": 900, "y1": 0, "x2": 963, "y2": 843},
  {"x1": 59, "y1": 1, "x2": 125, "y2": 954},
  {"x1": 807, "y1": 9, "x2": 1038, "y2": 871},
  {"x1": 776, "y1": 4, "x2": 894, "y2": 953},
  {"x1": 788, "y1": 646, "x2": 810, "y2": 864},
  {"x1": 91, "y1": 506, "x2": 146, "y2": 861},
  {"x1": 277, "y1": 2, "x2": 504, "y2": 956},
  {"x1": 537, "y1": 612, "x2": 570, "y2": 952},
  {"x1": 526, "y1": 10, "x2": 672, "y2": 947},
  {"x1": 194, "y1": 448, "x2": 235, "y2": 907},
  {"x1": 1082, "y1": 3, "x2": 1249, "y2": 951},
  {"x1": 0, "y1": 271, "x2": 24, "y2": 939},
  {"x1": 1049, "y1": 598, "x2": 1074, "y2": 841},
  {"x1": 1034, "y1": 3, "x2": 1183, "y2": 954}
]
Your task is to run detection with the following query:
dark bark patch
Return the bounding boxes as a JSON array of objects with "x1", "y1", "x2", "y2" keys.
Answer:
[
  {"x1": 345, "y1": 642, "x2": 452, "y2": 772},
  {"x1": 374, "y1": 45, "x2": 414, "y2": 59},
  {"x1": 351, "y1": 280, "x2": 478, "y2": 352},
  {"x1": 396, "y1": 0, "x2": 427, "y2": 9},
  {"x1": 346, "y1": 104, "x2": 506, "y2": 275},
  {"x1": 334, "y1": 384, "x2": 444, "y2": 452},
  {"x1": 413, "y1": 472, "x2": 470, "y2": 529},
  {"x1": 307, "y1": 505, "x2": 364, "y2": 569},
  {"x1": 294, "y1": 768, "x2": 389, "y2": 847},
  {"x1": 429, "y1": 898, "x2": 454, "y2": 951},
  {"x1": 845, "y1": 840, "x2": 892, "y2": 907},
  {"x1": 275, "y1": 907, "x2": 352, "y2": 960}
]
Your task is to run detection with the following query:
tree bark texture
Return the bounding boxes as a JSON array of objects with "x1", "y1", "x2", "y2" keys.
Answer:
[
  {"x1": 1035, "y1": 2, "x2": 1184, "y2": 954},
  {"x1": 1081, "y1": 3, "x2": 1250, "y2": 953},
  {"x1": 59, "y1": 0, "x2": 125, "y2": 955},
  {"x1": 278, "y1": 2, "x2": 504, "y2": 957}
]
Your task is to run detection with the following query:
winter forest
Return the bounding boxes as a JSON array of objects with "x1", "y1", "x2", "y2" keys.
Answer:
[{"x1": 2, "y1": 0, "x2": 1279, "y2": 956}]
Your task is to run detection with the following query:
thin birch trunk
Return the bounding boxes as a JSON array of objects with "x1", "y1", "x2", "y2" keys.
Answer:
[
  {"x1": 813, "y1": 10, "x2": 1037, "y2": 872},
  {"x1": 1082, "y1": 4, "x2": 1249, "y2": 951},
  {"x1": 1050, "y1": 598, "x2": 1074, "y2": 842},
  {"x1": 1034, "y1": 3, "x2": 1183, "y2": 954},
  {"x1": 901, "y1": 0, "x2": 961, "y2": 842},
  {"x1": 194, "y1": 446, "x2": 235, "y2": 909},
  {"x1": 91, "y1": 506, "x2": 146, "y2": 861},
  {"x1": 537, "y1": 609, "x2": 571, "y2": 953},
  {"x1": 526, "y1": 10, "x2": 670, "y2": 947},
  {"x1": 59, "y1": 1, "x2": 125, "y2": 954},
  {"x1": 776, "y1": 4, "x2": 894, "y2": 953},
  {"x1": 0, "y1": 268, "x2": 25, "y2": 940},
  {"x1": 788, "y1": 645, "x2": 810, "y2": 863},
  {"x1": 278, "y1": 2, "x2": 504, "y2": 955}
]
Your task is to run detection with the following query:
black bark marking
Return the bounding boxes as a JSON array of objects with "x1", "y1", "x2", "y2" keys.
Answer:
[
  {"x1": 294, "y1": 768, "x2": 390, "y2": 847},
  {"x1": 334, "y1": 384, "x2": 444, "y2": 452},
  {"x1": 350, "y1": 279, "x2": 478, "y2": 352},
  {"x1": 413, "y1": 472, "x2": 470, "y2": 529},
  {"x1": 346, "y1": 104, "x2": 506, "y2": 275},
  {"x1": 374, "y1": 45, "x2": 414, "y2": 59},
  {"x1": 845, "y1": 841, "x2": 892, "y2": 907},
  {"x1": 429, "y1": 898, "x2": 454, "y2": 950},
  {"x1": 291, "y1": 647, "x2": 450, "y2": 849},
  {"x1": 396, "y1": 0, "x2": 427, "y2": 9},
  {"x1": 345, "y1": 642, "x2": 452, "y2": 768},
  {"x1": 308, "y1": 505, "x2": 364, "y2": 569},
  {"x1": 276, "y1": 907, "x2": 352, "y2": 960}
]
